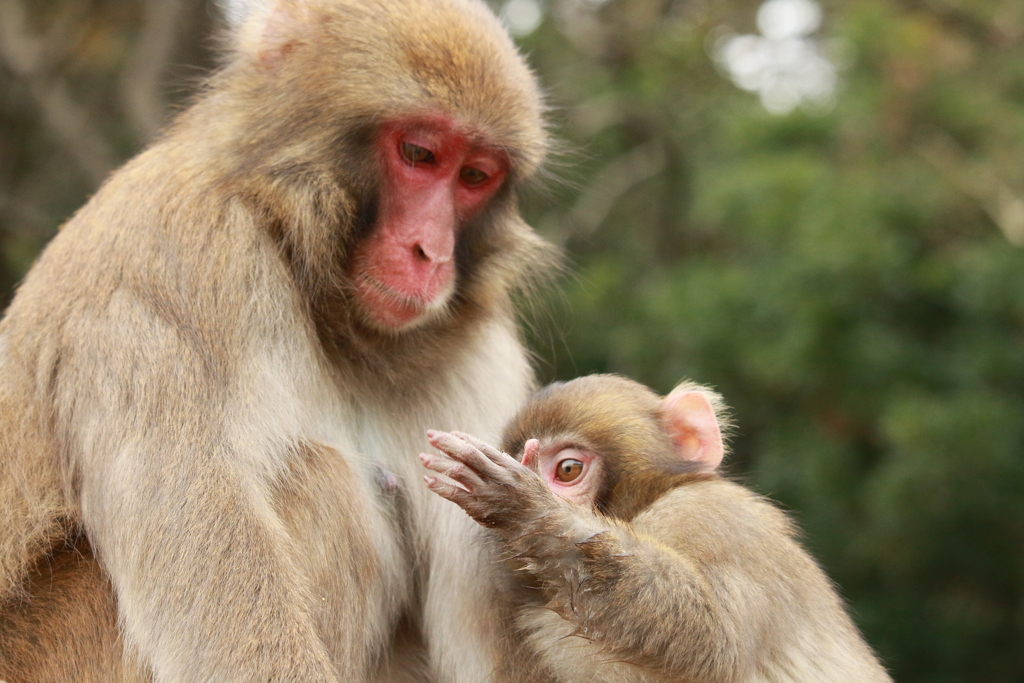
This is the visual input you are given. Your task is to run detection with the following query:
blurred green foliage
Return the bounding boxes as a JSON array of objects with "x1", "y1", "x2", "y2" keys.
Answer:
[
  {"x1": 2, "y1": 0, "x2": 1024, "y2": 680},
  {"x1": 517, "y1": 1, "x2": 1024, "y2": 679}
]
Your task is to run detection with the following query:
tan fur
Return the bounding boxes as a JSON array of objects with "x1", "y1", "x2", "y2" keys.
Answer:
[
  {"x1": 496, "y1": 376, "x2": 892, "y2": 683},
  {"x1": 0, "y1": 537, "x2": 149, "y2": 683},
  {"x1": 0, "y1": 0, "x2": 550, "y2": 680}
]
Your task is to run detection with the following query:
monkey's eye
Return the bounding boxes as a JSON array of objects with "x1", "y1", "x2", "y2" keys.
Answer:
[
  {"x1": 554, "y1": 458, "x2": 584, "y2": 483},
  {"x1": 401, "y1": 142, "x2": 436, "y2": 164},
  {"x1": 459, "y1": 166, "x2": 489, "y2": 186}
]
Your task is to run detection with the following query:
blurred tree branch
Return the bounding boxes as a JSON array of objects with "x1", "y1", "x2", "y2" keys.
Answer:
[
  {"x1": 919, "y1": 131, "x2": 1024, "y2": 246},
  {"x1": 121, "y1": 0, "x2": 187, "y2": 140},
  {"x1": 0, "y1": 0, "x2": 214, "y2": 310},
  {"x1": 564, "y1": 140, "x2": 666, "y2": 241},
  {"x1": 0, "y1": 0, "x2": 192, "y2": 187},
  {"x1": 0, "y1": 0, "x2": 116, "y2": 185}
]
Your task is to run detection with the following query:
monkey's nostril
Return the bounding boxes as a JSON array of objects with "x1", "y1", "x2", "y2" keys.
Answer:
[{"x1": 413, "y1": 244, "x2": 429, "y2": 261}]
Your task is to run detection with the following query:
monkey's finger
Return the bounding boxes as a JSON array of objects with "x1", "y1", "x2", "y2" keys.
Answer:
[
  {"x1": 427, "y1": 430, "x2": 501, "y2": 478},
  {"x1": 450, "y1": 431, "x2": 521, "y2": 469},
  {"x1": 419, "y1": 452, "x2": 484, "y2": 492},
  {"x1": 521, "y1": 439, "x2": 540, "y2": 469},
  {"x1": 423, "y1": 475, "x2": 475, "y2": 510},
  {"x1": 454, "y1": 433, "x2": 547, "y2": 496}
]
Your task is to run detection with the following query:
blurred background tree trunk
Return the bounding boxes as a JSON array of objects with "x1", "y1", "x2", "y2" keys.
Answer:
[{"x1": 0, "y1": 0, "x2": 216, "y2": 309}]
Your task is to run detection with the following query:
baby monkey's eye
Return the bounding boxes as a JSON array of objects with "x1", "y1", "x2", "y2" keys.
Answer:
[
  {"x1": 401, "y1": 142, "x2": 436, "y2": 164},
  {"x1": 554, "y1": 458, "x2": 584, "y2": 483}
]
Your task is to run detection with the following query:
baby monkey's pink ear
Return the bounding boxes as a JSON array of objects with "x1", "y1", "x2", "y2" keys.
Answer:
[{"x1": 660, "y1": 388, "x2": 724, "y2": 471}]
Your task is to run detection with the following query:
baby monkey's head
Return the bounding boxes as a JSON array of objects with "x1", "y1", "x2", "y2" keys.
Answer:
[{"x1": 501, "y1": 374, "x2": 730, "y2": 521}]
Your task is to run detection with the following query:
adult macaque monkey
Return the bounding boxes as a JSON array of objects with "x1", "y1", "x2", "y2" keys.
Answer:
[
  {"x1": 423, "y1": 375, "x2": 893, "y2": 683},
  {"x1": 0, "y1": 0, "x2": 551, "y2": 681}
]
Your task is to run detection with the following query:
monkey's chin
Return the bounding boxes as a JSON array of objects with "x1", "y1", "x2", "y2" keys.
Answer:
[{"x1": 355, "y1": 276, "x2": 451, "y2": 333}]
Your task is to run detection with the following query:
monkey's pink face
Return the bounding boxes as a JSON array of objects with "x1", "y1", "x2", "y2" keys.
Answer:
[
  {"x1": 524, "y1": 440, "x2": 605, "y2": 507},
  {"x1": 348, "y1": 117, "x2": 508, "y2": 331}
]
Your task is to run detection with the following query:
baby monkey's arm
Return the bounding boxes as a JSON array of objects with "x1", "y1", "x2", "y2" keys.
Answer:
[{"x1": 421, "y1": 430, "x2": 739, "y2": 680}]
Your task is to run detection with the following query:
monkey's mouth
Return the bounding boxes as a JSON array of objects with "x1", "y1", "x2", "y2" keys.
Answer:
[{"x1": 356, "y1": 275, "x2": 451, "y2": 332}]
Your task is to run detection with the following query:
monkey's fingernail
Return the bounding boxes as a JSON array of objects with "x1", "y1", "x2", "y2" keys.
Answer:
[
  {"x1": 424, "y1": 475, "x2": 436, "y2": 485},
  {"x1": 427, "y1": 429, "x2": 438, "y2": 439},
  {"x1": 419, "y1": 453, "x2": 431, "y2": 464}
]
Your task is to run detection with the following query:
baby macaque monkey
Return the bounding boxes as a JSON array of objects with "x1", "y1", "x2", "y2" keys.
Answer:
[{"x1": 422, "y1": 374, "x2": 891, "y2": 683}]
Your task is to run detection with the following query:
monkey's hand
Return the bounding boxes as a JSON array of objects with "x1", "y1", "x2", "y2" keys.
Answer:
[{"x1": 421, "y1": 430, "x2": 557, "y2": 534}]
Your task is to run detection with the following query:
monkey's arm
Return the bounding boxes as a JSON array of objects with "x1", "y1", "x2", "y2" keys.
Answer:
[
  {"x1": 494, "y1": 495, "x2": 754, "y2": 681},
  {"x1": 0, "y1": 398, "x2": 67, "y2": 601},
  {"x1": 60, "y1": 302, "x2": 341, "y2": 683},
  {"x1": 422, "y1": 431, "x2": 757, "y2": 681}
]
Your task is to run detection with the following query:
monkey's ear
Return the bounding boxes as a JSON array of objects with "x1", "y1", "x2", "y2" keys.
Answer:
[
  {"x1": 228, "y1": 0, "x2": 310, "y2": 69},
  {"x1": 660, "y1": 389, "x2": 724, "y2": 471},
  {"x1": 218, "y1": 0, "x2": 269, "y2": 29}
]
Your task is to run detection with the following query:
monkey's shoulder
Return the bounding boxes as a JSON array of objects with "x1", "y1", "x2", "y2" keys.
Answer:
[{"x1": 630, "y1": 478, "x2": 804, "y2": 563}]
